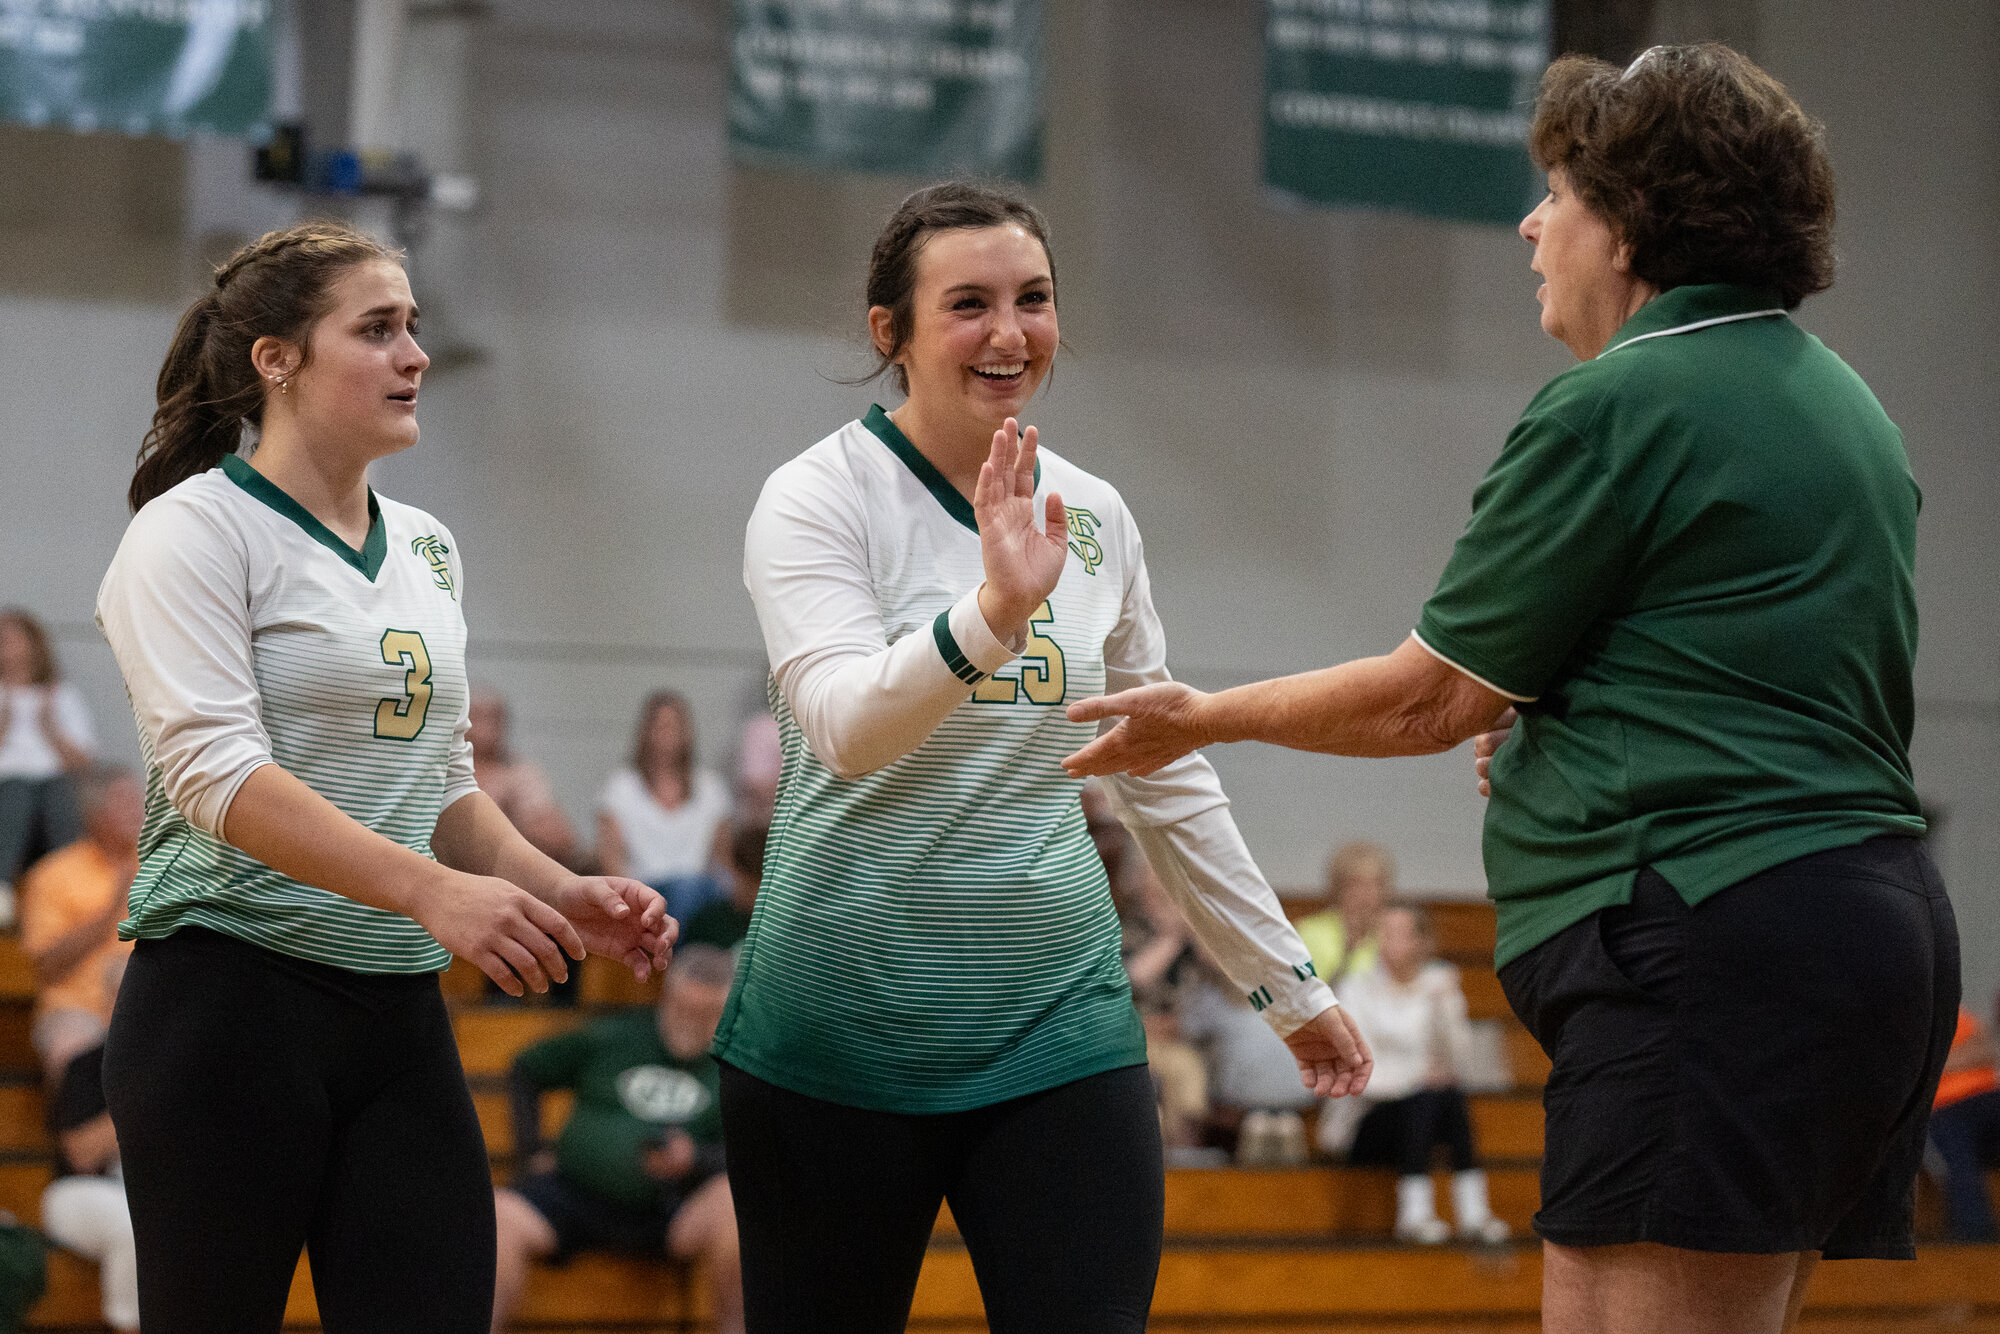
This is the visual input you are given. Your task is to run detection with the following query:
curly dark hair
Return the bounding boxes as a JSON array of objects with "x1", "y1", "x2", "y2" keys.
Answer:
[{"x1": 1530, "y1": 44, "x2": 1835, "y2": 309}]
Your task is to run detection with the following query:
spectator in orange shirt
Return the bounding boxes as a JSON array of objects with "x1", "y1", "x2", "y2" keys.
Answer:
[
  {"x1": 19, "y1": 766, "x2": 140, "y2": 1083},
  {"x1": 1930, "y1": 1005, "x2": 2000, "y2": 1241}
]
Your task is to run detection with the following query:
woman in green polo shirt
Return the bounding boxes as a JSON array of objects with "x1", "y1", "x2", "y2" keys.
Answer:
[{"x1": 1066, "y1": 43, "x2": 1956, "y2": 1334}]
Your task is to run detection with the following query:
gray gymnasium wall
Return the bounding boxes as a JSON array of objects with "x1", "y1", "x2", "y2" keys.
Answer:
[{"x1": 2, "y1": 0, "x2": 1995, "y2": 1004}]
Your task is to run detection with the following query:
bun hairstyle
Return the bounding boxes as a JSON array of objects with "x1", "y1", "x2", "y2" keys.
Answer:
[
  {"x1": 129, "y1": 222, "x2": 400, "y2": 512},
  {"x1": 861, "y1": 181, "x2": 1058, "y2": 395}
]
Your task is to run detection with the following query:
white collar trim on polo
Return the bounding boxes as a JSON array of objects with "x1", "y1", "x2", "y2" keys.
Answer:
[{"x1": 1599, "y1": 308, "x2": 1788, "y2": 359}]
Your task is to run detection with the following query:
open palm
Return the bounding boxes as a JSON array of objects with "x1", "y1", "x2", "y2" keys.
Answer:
[{"x1": 973, "y1": 417, "x2": 1068, "y2": 629}]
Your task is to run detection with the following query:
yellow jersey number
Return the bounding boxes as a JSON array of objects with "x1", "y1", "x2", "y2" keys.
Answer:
[
  {"x1": 972, "y1": 601, "x2": 1066, "y2": 705},
  {"x1": 374, "y1": 629, "x2": 434, "y2": 740}
]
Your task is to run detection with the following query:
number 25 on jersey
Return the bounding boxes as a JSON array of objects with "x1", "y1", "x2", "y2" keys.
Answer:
[
  {"x1": 375, "y1": 630, "x2": 433, "y2": 740},
  {"x1": 973, "y1": 602, "x2": 1065, "y2": 705}
]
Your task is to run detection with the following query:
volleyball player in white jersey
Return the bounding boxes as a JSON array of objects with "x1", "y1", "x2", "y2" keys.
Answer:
[
  {"x1": 718, "y1": 183, "x2": 1373, "y2": 1332},
  {"x1": 95, "y1": 224, "x2": 674, "y2": 1333}
]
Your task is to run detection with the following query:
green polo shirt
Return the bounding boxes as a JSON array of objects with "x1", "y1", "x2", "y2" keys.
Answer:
[
  {"x1": 1417, "y1": 284, "x2": 1926, "y2": 969},
  {"x1": 512, "y1": 1009, "x2": 723, "y2": 1209}
]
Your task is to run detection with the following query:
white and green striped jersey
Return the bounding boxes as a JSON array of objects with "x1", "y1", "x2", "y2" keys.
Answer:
[
  {"x1": 95, "y1": 454, "x2": 476, "y2": 973},
  {"x1": 719, "y1": 407, "x2": 1334, "y2": 1114}
]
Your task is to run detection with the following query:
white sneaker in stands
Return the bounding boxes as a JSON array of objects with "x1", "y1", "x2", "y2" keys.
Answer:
[{"x1": 1395, "y1": 1216, "x2": 1451, "y2": 1245}]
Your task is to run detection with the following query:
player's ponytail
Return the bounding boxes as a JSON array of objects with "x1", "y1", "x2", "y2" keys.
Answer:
[{"x1": 129, "y1": 222, "x2": 400, "y2": 512}]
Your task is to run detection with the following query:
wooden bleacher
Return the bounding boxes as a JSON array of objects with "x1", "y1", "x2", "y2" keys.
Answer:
[{"x1": 0, "y1": 905, "x2": 1986, "y2": 1331}]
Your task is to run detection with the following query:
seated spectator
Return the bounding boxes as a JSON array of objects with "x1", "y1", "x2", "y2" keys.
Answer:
[
  {"x1": 1180, "y1": 956, "x2": 1315, "y2": 1165},
  {"x1": 1325, "y1": 904, "x2": 1508, "y2": 1244},
  {"x1": 0, "y1": 609, "x2": 95, "y2": 899},
  {"x1": 1082, "y1": 783, "x2": 1206, "y2": 1152},
  {"x1": 40, "y1": 1042, "x2": 136, "y2": 1331},
  {"x1": 597, "y1": 692, "x2": 730, "y2": 887},
  {"x1": 681, "y1": 824, "x2": 768, "y2": 951},
  {"x1": 1929, "y1": 1005, "x2": 2000, "y2": 1241},
  {"x1": 469, "y1": 686, "x2": 580, "y2": 868},
  {"x1": 492, "y1": 945, "x2": 741, "y2": 1334},
  {"x1": 19, "y1": 766, "x2": 138, "y2": 1083},
  {"x1": 1294, "y1": 840, "x2": 1392, "y2": 985}
]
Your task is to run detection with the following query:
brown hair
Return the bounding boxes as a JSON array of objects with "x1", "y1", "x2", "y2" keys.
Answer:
[
  {"x1": 0, "y1": 609, "x2": 57, "y2": 685},
  {"x1": 631, "y1": 691, "x2": 695, "y2": 793},
  {"x1": 861, "y1": 181, "x2": 1059, "y2": 395},
  {"x1": 130, "y1": 222, "x2": 401, "y2": 512},
  {"x1": 1383, "y1": 898, "x2": 1437, "y2": 941},
  {"x1": 1529, "y1": 43, "x2": 1836, "y2": 309}
]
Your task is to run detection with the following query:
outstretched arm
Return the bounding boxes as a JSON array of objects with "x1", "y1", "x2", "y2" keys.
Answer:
[
  {"x1": 1065, "y1": 634, "x2": 1512, "y2": 779},
  {"x1": 1089, "y1": 516, "x2": 1369, "y2": 1096}
]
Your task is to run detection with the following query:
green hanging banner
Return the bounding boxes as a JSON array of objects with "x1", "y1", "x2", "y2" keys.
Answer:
[
  {"x1": 729, "y1": 0, "x2": 1042, "y2": 183},
  {"x1": 1264, "y1": 0, "x2": 1549, "y2": 225},
  {"x1": 0, "y1": 1, "x2": 271, "y2": 138}
]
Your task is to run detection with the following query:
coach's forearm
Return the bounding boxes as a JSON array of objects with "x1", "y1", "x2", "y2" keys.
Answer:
[{"x1": 1202, "y1": 637, "x2": 1510, "y2": 758}]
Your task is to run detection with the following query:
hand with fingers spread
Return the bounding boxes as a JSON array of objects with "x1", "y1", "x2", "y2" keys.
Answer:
[
  {"x1": 1472, "y1": 707, "x2": 1517, "y2": 797},
  {"x1": 1283, "y1": 1004, "x2": 1374, "y2": 1100},
  {"x1": 547, "y1": 874, "x2": 678, "y2": 981},
  {"x1": 1062, "y1": 680, "x2": 1217, "y2": 778},
  {"x1": 414, "y1": 872, "x2": 589, "y2": 998},
  {"x1": 973, "y1": 416, "x2": 1069, "y2": 640}
]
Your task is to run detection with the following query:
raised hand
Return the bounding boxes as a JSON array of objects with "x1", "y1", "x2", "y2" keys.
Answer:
[
  {"x1": 1472, "y1": 707, "x2": 1517, "y2": 797},
  {"x1": 548, "y1": 874, "x2": 677, "y2": 980},
  {"x1": 1062, "y1": 681, "x2": 1215, "y2": 778},
  {"x1": 973, "y1": 417, "x2": 1068, "y2": 639},
  {"x1": 1283, "y1": 1004, "x2": 1374, "y2": 1099}
]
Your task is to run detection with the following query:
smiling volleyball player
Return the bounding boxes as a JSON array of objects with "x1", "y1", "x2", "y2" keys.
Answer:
[
  {"x1": 715, "y1": 183, "x2": 1372, "y2": 1333},
  {"x1": 95, "y1": 223, "x2": 673, "y2": 1334}
]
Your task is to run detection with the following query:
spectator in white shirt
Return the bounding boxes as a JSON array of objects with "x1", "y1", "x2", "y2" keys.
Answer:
[
  {"x1": 1325, "y1": 904, "x2": 1509, "y2": 1244},
  {"x1": 0, "y1": 609, "x2": 95, "y2": 893},
  {"x1": 596, "y1": 692, "x2": 729, "y2": 887}
]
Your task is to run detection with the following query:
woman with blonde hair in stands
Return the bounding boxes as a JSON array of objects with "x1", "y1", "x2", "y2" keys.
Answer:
[
  {"x1": 1294, "y1": 840, "x2": 1392, "y2": 985},
  {"x1": 0, "y1": 608, "x2": 97, "y2": 896},
  {"x1": 97, "y1": 221, "x2": 672, "y2": 1333}
]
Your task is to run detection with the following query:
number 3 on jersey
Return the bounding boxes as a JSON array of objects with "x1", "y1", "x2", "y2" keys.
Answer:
[
  {"x1": 973, "y1": 601, "x2": 1065, "y2": 705},
  {"x1": 375, "y1": 630, "x2": 433, "y2": 740}
]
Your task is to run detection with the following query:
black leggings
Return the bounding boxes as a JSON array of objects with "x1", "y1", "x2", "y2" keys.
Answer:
[
  {"x1": 720, "y1": 1062, "x2": 1164, "y2": 1334},
  {"x1": 102, "y1": 927, "x2": 494, "y2": 1334},
  {"x1": 1349, "y1": 1088, "x2": 1478, "y2": 1176}
]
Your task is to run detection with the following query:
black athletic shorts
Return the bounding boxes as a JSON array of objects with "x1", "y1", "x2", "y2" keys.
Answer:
[
  {"x1": 513, "y1": 1170, "x2": 681, "y2": 1260},
  {"x1": 1498, "y1": 835, "x2": 1958, "y2": 1258}
]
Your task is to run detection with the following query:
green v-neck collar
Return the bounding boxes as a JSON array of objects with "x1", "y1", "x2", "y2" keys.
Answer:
[
  {"x1": 222, "y1": 453, "x2": 387, "y2": 580},
  {"x1": 862, "y1": 404, "x2": 1039, "y2": 535}
]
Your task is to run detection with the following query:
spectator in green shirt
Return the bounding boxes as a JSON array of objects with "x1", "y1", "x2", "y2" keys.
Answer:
[
  {"x1": 1066, "y1": 43, "x2": 1957, "y2": 1334},
  {"x1": 491, "y1": 945, "x2": 741, "y2": 1334},
  {"x1": 680, "y1": 823, "x2": 767, "y2": 951}
]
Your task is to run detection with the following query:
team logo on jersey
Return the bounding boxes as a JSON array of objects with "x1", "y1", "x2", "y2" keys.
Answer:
[
  {"x1": 1065, "y1": 507, "x2": 1103, "y2": 575},
  {"x1": 617, "y1": 1065, "x2": 711, "y2": 1124},
  {"x1": 410, "y1": 536, "x2": 454, "y2": 599}
]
